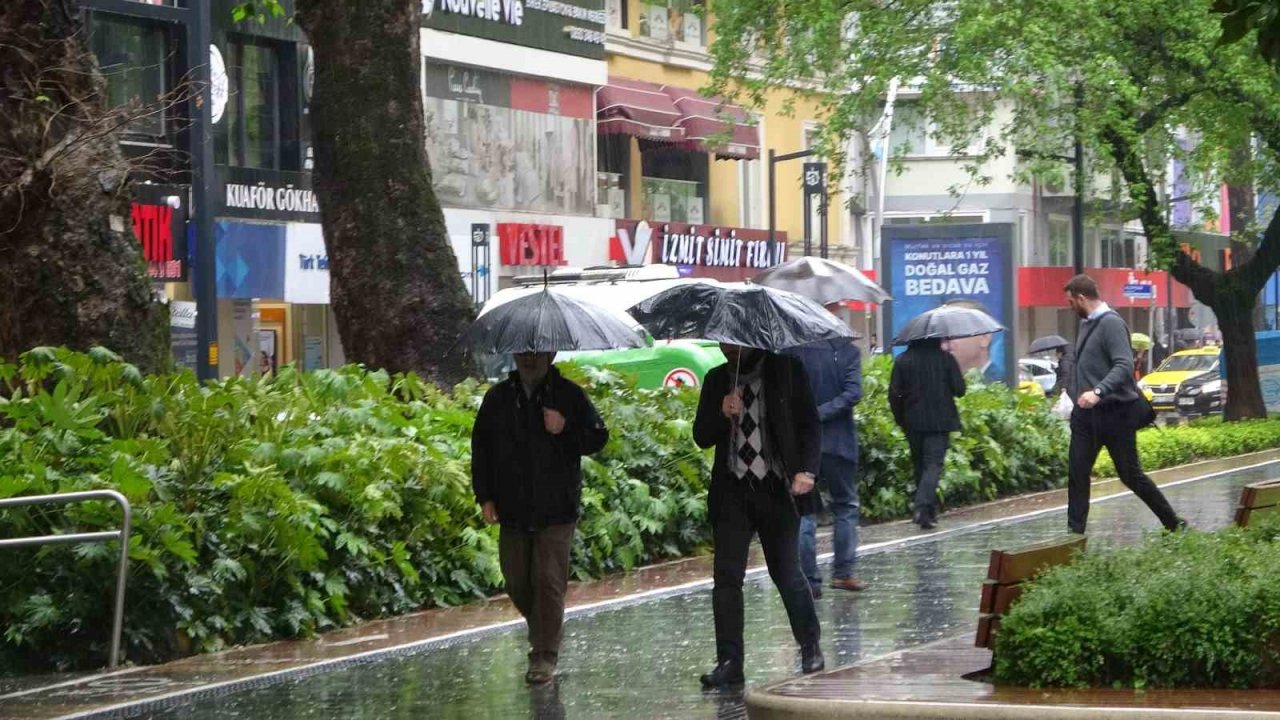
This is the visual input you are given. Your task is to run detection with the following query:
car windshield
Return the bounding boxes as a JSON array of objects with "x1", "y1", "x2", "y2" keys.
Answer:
[{"x1": 1157, "y1": 354, "x2": 1218, "y2": 373}]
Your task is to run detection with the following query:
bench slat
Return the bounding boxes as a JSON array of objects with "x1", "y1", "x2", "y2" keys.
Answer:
[
  {"x1": 1243, "y1": 481, "x2": 1280, "y2": 509},
  {"x1": 989, "y1": 536, "x2": 1087, "y2": 584}
]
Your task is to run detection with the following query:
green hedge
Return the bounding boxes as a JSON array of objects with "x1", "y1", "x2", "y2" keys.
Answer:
[
  {"x1": 0, "y1": 349, "x2": 1072, "y2": 672},
  {"x1": 1094, "y1": 417, "x2": 1280, "y2": 477},
  {"x1": 994, "y1": 514, "x2": 1280, "y2": 689}
]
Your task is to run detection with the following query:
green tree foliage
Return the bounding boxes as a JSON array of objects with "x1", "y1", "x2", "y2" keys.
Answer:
[{"x1": 708, "y1": 0, "x2": 1280, "y2": 419}]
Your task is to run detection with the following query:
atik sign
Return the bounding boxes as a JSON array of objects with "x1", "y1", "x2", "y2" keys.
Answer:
[
  {"x1": 610, "y1": 220, "x2": 788, "y2": 279},
  {"x1": 131, "y1": 202, "x2": 186, "y2": 281},
  {"x1": 498, "y1": 223, "x2": 567, "y2": 266}
]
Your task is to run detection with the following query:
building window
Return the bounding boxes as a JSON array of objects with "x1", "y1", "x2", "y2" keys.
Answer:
[
  {"x1": 638, "y1": 0, "x2": 705, "y2": 47},
  {"x1": 597, "y1": 134, "x2": 630, "y2": 219},
  {"x1": 1098, "y1": 227, "x2": 1136, "y2": 268},
  {"x1": 90, "y1": 14, "x2": 168, "y2": 137},
  {"x1": 1048, "y1": 215, "x2": 1071, "y2": 266},
  {"x1": 640, "y1": 145, "x2": 707, "y2": 222},
  {"x1": 739, "y1": 159, "x2": 762, "y2": 228},
  {"x1": 607, "y1": 0, "x2": 628, "y2": 30},
  {"x1": 226, "y1": 39, "x2": 281, "y2": 170},
  {"x1": 887, "y1": 102, "x2": 982, "y2": 158}
]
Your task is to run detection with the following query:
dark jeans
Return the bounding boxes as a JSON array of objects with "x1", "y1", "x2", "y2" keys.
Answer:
[
  {"x1": 907, "y1": 431, "x2": 951, "y2": 517},
  {"x1": 499, "y1": 522, "x2": 576, "y2": 665},
  {"x1": 1068, "y1": 404, "x2": 1180, "y2": 533},
  {"x1": 712, "y1": 481, "x2": 820, "y2": 666},
  {"x1": 799, "y1": 454, "x2": 859, "y2": 585}
]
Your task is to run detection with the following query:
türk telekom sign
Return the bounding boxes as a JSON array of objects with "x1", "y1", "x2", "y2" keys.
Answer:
[{"x1": 610, "y1": 220, "x2": 788, "y2": 280}]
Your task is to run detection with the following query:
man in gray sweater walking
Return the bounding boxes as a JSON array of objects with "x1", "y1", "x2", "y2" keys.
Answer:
[{"x1": 1064, "y1": 274, "x2": 1187, "y2": 534}]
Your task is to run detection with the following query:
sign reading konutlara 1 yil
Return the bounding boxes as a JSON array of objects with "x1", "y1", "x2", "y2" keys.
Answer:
[{"x1": 422, "y1": 0, "x2": 605, "y2": 59}]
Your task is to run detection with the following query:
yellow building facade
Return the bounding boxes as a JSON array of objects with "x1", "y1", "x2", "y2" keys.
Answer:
[{"x1": 600, "y1": 3, "x2": 847, "y2": 274}]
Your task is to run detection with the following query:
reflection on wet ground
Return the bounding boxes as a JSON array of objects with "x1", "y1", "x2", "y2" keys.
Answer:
[{"x1": 146, "y1": 464, "x2": 1277, "y2": 720}]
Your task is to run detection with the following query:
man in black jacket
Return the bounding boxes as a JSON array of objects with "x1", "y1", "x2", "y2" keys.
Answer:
[
  {"x1": 472, "y1": 351, "x2": 609, "y2": 685},
  {"x1": 889, "y1": 337, "x2": 966, "y2": 530},
  {"x1": 694, "y1": 344, "x2": 824, "y2": 688}
]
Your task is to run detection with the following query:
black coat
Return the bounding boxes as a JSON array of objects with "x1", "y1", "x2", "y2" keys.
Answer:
[
  {"x1": 889, "y1": 343, "x2": 966, "y2": 433},
  {"x1": 471, "y1": 367, "x2": 608, "y2": 530},
  {"x1": 693, "y1": 354, "x2": 822, "y2": 517}
]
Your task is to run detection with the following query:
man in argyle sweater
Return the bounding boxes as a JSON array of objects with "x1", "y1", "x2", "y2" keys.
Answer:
[{"x1": 692, "y1": 343, "x2": 824, "y2": 688}]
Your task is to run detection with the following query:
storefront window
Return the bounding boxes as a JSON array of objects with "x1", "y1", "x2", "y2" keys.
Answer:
[
  {"x1": 638, "y1": 0, "x2": 705, "y2": 46},
  {"x1": 642, "y1": 178, "x2": 703, "y2": 222},
  {"x1": 90, "y1": 14, "x2": 167, "y2": 137},
  {"x1": 227, "y1": 40, "x2": 281, "y2": 170},
  {"x1": 597, "y1": 134, "x2": 630, "y2": 218}
]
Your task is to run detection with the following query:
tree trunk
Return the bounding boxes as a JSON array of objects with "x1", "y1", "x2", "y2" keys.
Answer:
[
  {"x1": 295, "y1": 0, "x2": 475, "y2": 385},
  {"x1": 0, "y1": 0, "x2": 168, "y2": 372}
]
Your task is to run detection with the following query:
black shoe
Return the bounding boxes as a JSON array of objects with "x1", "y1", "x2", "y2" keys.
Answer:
[
  {"x1": 913, "y1": 511, "x2": 936, "y2": 530},
  {"x1": 1169, "y1": 517, "x2": 1190, "y2": 532},
  {"x1": 700, "y1": 660, "x2": 744, "y2": 688},
  {"x1": 801, "y1": 644, "x2": 825, "y2": 674},
  {"x1": 808, "y1": 583, "x2": 823, "y2": 600}
]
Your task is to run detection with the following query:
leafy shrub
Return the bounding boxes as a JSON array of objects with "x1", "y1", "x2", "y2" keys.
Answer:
[
  {"x1": 0, "y1": 349, "x2": 707, "y2": 672},
  {"x1": 1094, "y1": 416, "x2": 1280, "y2": 477},
  {"x1": 994, "y1": 513, "x2": 1280, "y2": 689}
]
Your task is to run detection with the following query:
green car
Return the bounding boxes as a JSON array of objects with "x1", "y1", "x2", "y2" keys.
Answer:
[{"x1": 561, "y1": 338, "x2": 726, "y2": 389}]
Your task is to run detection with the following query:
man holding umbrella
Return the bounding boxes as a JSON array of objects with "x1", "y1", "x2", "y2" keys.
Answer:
[
  {"x1": 469, "y1": 288, "x2": 638, "y2": 684},
  {"x1": 631, "y1": 281, "x2": 857, "y2": 688}
]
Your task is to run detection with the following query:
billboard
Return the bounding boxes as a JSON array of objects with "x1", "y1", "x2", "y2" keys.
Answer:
[{"x1": 882, "y1": 224, "x2": 1016, "y2": 385}]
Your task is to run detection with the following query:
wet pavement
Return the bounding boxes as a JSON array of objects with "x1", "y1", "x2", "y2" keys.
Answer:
[{"x1": 112, "y1": 458, "x2": 1278, "y2": 720}]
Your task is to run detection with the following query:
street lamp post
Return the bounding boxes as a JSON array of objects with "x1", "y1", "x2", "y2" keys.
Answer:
[{"x1": 768, "y1": 149, "x2": 829, "y2": 258}]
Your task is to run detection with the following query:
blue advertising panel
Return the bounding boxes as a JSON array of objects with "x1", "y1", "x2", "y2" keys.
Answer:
[
  {"x1": 215, "y1": 221, "x2": 286, "y2": 299},
  {"x1": 882, "y1": 224, "x2": 1016, "y2": 385}
]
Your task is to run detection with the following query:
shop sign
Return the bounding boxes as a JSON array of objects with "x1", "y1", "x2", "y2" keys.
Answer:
[
  {"x1": 422, "y1": 0, "x2": 604, "y2": 60},
  {"x1": 219, "y1": 168, "x2": 320, "y2": 223},
  {"x1": 284, "y1": 224, "x2": 330, "y2": 304},
  {"x1": 498, "y1": 223, "x2": 567, "y2": 266},
  {"x1": 612, "y1": 220, "x2": 788, "y2": 270},
  {"x1": 130, "y1": 183, "x2": 188, "y2": 281}
]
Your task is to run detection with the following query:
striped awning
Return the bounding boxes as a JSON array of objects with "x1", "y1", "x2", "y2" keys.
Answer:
[
  {"x1": 663, "y1": 85, "x2": 760, "y2": 160},
  {"x1": 596, "y1": 78, "x2": 686, "y2": 143}
]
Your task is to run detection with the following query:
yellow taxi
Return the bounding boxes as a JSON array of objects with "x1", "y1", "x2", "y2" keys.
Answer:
[
  {"x1": 1018, "y1": 367, "x2": 1045, "y2": 397},
  {"x1": 1138, "y1": 346, "x2": 1221, "y2": 412}
]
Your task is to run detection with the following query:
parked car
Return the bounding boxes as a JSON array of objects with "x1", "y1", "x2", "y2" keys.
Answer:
[
  {"x1": 1017, "y1": 368, "x2": 1045, "y2": 398},
  {"x1": 1175, "y1": 371, "x2": 1225, "y2": 419},
  {"x1": 1019, "y1": 357, "x2": 1058, "y2": 395},
  {"x1": 1137, "y1": 346, "x2": 1221, "y2": 413}
]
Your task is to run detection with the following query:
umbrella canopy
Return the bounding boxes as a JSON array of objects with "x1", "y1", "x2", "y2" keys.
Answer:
[
  {"x1": 752, "y1": 257, "x2": 892, "y2": 305},
  {"x1": 1028, "y1": 334, "x2": 1070, "y2": 354},
  {"x1": 892, "y1": 305, "x2": 1004, "y2": 346},
  {"x1": 1131, "y1": 332, "x2": 1153, "y2": 351},
  {"x1": 628, "y1": 283, "x2": 854, "y2": 351},
  {"x1": 466, "y1": 288, "x2": 645, "y2": 354}
]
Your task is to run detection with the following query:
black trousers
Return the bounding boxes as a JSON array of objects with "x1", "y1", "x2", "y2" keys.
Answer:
[
  {"x1": 907, "y1": 431, "x2": 951, "y2": 517},
  {"x1": 711, "y1": 480, "x2": 820, "y2": 666},
  {"x1": 1068, "y1": 404, "x2": 1180, "y2": 533}
]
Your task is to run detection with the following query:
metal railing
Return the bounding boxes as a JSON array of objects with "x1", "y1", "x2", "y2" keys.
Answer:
[{"x1": 0, "y1": 490, "x2": 132, "y2": 668}]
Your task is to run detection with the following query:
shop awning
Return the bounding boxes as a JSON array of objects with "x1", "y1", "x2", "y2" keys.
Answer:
[
  {"x1": 663, "y1": 86, "x2": 760, "y2": 160},
  {"x1": 596, "y1": 78, "x2": 686, "y2": 144}
]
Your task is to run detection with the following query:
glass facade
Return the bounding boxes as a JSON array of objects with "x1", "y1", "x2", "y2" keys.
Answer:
[{"x1": 90, "y1": 14, "x2": 167, "y2": 137}]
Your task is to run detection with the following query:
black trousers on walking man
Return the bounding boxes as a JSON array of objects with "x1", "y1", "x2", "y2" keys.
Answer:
[
  {"x1": 907, "y1": 431, "x2": 951, "y2": 520},
  {"x1": 1067, "y1": 404, "x2": 1180, "y2": 533},
  {"x1": 711, "y1": 480, "x2": 820, "y2": 667}
]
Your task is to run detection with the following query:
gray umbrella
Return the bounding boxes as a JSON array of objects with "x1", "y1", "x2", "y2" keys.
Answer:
[
  {"x1": 752, "y1": 256, "x2": 892, "y2": 305},
  {"x1": 466, "y1": 288, "x2": 645, "y2": 354},
  {"x1": 1028, "y1": 334, "x2": 1070, "y2": 354},
  {"x1": 892, "y1": 305, "x2": 1004, "y2": 346}
]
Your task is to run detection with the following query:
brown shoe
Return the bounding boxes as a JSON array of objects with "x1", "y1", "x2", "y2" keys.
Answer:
[
  {"x1": 525, "y1": 653, "x2": 557, "y2": 685},
  {"x1": 830, "y1": 577, "x2": 866, "y2": 592}
]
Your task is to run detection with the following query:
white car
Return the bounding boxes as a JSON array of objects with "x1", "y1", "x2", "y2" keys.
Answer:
[{"x1": 1019, "y1": 357, "x2": 1058, "y2": 395}]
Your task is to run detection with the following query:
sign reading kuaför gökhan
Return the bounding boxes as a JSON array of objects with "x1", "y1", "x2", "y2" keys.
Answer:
[{"x1": 421, "y1": 0, "x2": 605, "y2": 59}]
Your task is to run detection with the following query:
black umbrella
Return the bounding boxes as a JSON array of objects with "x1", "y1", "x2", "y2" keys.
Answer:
[
  {"x1": 467, "y1": 288, "x2": 645, "y2": 354},
  {"x1": 892, "y1": 305, "x2": 1004, "y2": 346},
  {"x1": 1028, "y1": 334, "x2": 1070, "y2": 354},
  {"x1": 628, "y1": 282, "x2": 854, "y2": 351},
  {"x1": 752, "y1": 257, "x2": 892, "y2": 304}
]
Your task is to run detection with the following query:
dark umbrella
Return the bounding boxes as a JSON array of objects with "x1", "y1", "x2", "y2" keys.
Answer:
[
  {"x1": 628, "y1": 282, "x2": 854, "y2": 351},
  {"x1": 752, "y1": 257, "x2": 892, "y2": 305},
  {"x1": 1029, "y1": 334, "x2": 1070, "y2": 354},
  {"x1": 892, "y1": 305, "x2": 1004, "y2": 346},
  {"x1": 466, "y1": 288, "x2": 645, "y2": 354}
]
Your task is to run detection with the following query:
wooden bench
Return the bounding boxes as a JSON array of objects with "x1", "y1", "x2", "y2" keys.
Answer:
[
  {"x1": 1235, "y1": 479, "x2": 1280, "y2": 527},
  {"x1": 975, "y1": 535, "x2": 1087, "y2": 650}
]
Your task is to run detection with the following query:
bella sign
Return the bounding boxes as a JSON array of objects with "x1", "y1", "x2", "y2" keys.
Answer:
[{"x1": 498, "y1": 223, "x2": 567, "y2": 266}]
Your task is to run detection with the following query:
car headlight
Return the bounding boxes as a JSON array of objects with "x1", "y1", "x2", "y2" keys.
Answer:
[
  {"x1": 1137, "y1": 380, "x2": 1148, "y2": 391},
  {"x1": 1200, "y1": 379, "x2": 1222, "y2": 394}
]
